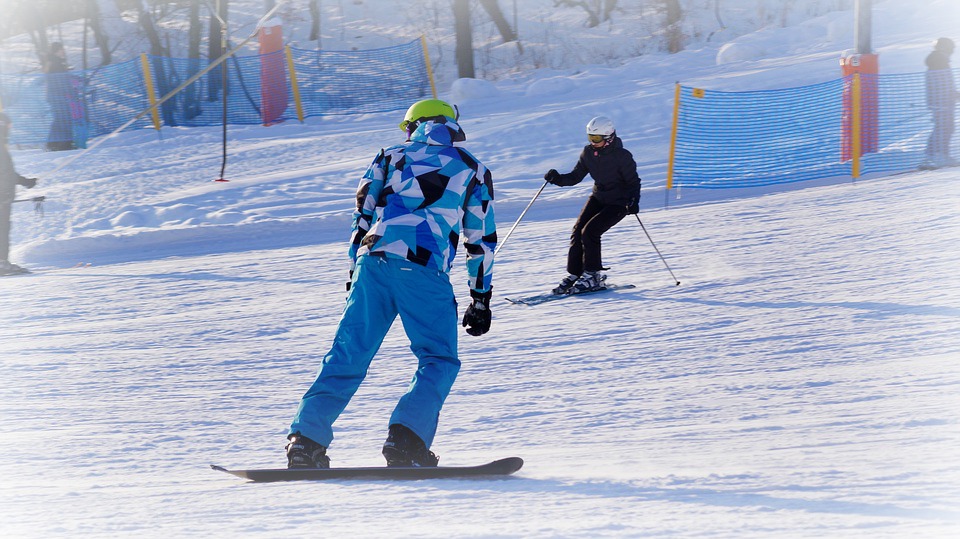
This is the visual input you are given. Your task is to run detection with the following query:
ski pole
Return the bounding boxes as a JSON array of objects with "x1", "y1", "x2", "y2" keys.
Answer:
[
  {"x1": 635, "y1": 214, "x2": 680, "y2": 286},
  {"x1": 494, "y1": 180, "x2": 547, "y2": 256},
  {"x1": 12, "y1": 196, "x2": 46, "y2": 216}
]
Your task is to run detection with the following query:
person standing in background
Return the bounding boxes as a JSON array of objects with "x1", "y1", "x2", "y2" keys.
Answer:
[
  {"x1": 44, "y1": 42, "x2": 75, "y2": 152},
  {"x1": 921, "y1": 37, "x2": 959, "y2": 169},
  {"x1": 0, "y1": 112, "x2": 39, "y2": 275}
]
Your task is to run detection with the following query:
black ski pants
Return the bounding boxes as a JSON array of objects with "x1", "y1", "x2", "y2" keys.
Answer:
[
  {"x1": 0, "y1": 200, "x2": 11, "y2": 261},
  {"x1": 566, "y1": 196, "x2": 627, "y2": 275}
]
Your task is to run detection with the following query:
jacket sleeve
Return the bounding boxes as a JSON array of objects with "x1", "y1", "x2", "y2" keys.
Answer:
[
  {"x1": 552, "y1": 147, "x2": 590, "y2": 187},
  {"x1": 621, "y1": 150, "x2": 641, "y2": 202},
  {"x1": 462, "y1": 163, "x2": 496, "y2": 294},
  {"x1": 349, "y1": 149, "x2": 390, "y2": 271}
]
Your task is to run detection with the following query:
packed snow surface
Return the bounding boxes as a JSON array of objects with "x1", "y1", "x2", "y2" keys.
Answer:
[{"x1": 1, "y1": 1, "x2": 958, "y2": 537}]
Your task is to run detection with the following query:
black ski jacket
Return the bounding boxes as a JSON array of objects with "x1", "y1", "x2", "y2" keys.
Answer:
[{"x1": 550, "y1": 136, "x2": 641, "y2": 207}]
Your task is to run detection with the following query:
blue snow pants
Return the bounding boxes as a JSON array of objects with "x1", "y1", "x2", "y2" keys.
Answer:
[{"x1": 288, "y1": 255, "x2": 460, "y2": 448}]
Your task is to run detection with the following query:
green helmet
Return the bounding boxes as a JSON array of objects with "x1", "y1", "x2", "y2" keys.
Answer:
[{"x1": 400, "y1": 99, "x2": 458, "y2": 133}]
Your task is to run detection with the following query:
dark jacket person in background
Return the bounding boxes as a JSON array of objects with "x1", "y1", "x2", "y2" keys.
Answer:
[
  {"x1": 922, "y1": 37, "x2": 958, "y2": 169},
  {"x1": 45, "y1": 42, "x2": 75, "y2": 152}
]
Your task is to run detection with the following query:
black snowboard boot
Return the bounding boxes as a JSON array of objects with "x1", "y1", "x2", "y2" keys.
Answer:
[
  {"x1": 382, "y1": 424, "x2": 439, "y2": 467},
  {"x1": 286, "y1": 433, "x2": 330, "y2": 469}
]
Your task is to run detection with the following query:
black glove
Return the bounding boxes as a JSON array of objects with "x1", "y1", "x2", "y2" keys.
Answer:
[
  {"x1": 461, "y1": 288, "x2": 492, "y2": 336},
  {"x1": 345, "y1": 269, "x2": 354, "y2": 292},
  {"x1": 19, "y1": 177, "x2": 38, "y2": 189},
  {"x1": 626, "y1": 197, "x2": 639, "y2": 215},
  {"x1": 544, "y1": 169, "x2": 560, "y2": 184}
]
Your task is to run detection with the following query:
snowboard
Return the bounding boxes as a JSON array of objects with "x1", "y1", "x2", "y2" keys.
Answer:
[
  {"x1": 211, "y1": 457, "x2": 523, "y2": 482},
  {"x1": 505, "y1": 283, "x2": 636, "y2": 306}
]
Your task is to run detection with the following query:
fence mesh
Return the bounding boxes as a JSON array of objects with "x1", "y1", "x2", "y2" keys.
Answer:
[
  {"x1": 671, "y1": 69, "x2": 959, "y2": 189},
  {"x1": 0, "y1": 38, "x2": 430, "y2": 148}
]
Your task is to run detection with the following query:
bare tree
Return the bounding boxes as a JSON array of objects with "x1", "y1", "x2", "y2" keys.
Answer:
[
  {"x1": 479, "y1": 0, "x2": 517, "y2": 44},
  {"x1": 84, "y1": 0, "x2": 112, "y2": 66},
  {"x1": 553, "y1": 0, "x2": 617, "y2": 28},
  {"x1": 207, "y1": 0, "x2": 228, "y2": 101},
  {"x1": 184, "y1": 0, "x2": 203, "y2": 119},
  {"x1": 453, "y1": 0, "x2": 474, "y2": 79},
  {"x1": 663, "y1": 0, "x2": 682, "y2": 53},
  {"x1": 309, "y1": 0, "x2": 320, "y2": 42},
  {"x1": 123, "y1": 0, "x2": 178, "y2": 124}
]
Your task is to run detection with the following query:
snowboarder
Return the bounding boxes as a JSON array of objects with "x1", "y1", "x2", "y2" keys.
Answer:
[
  {"x1": 286, "y1": 99, "x2": 496, "y2": 469},
  {"x1": 922, "y1": 37, "x2": 959, "y2": 169},
  {"x1": 0, "y1": 112, "x2": 39, "y2": 275},
  {"x1": 543, "y1": 116, "x2": 641, "y2": 294}
]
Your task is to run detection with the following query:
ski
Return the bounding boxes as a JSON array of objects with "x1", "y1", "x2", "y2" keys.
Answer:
[
  {"x1": 211, "y1": 457, "x2": 523, "y2": 482},
  {"x1": 505, "y1": 283, "x2": 636, "y2": 306}
]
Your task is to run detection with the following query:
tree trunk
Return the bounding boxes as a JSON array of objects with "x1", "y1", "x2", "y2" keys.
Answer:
[
  {"x1": 134, "y1": 0, "x2": 177, "y2": 125},
  {"x1": 309, "y1": 0, "x2": 320, "y2": 42},
  {"x1": 602, "y1": 0, "x2": 618, "y2": 22},
  {"x1": 453, "y1": 0, "x2": 475, "y2": 79},
  {"x1": 664, "y1": 0, "x2": 683, "y2": 54},
  {"x1": 207, "y1": 0, "x2": 228, "y2": 101},
  {"x1": 479, "y1": 0, "x2": 516, "y2": 43},
  {"x1": 184, "y1": 0, "x2": 203, "y2": 119},
  {"x1": 85, "y1": 0, "x2": 111, "y2": 66}
]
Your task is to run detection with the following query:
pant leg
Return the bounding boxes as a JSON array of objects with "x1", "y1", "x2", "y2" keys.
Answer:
[
  {"x1": 288, "y1": 255, "x2": 398, "y2": 447},
  {"x1": 47, "y1": 104, "x2": 74, "y2": 151},
  {"x1": 388, "y1": 260, "x2": 460, "y2": 448},
  {"x1": 939, "y1": 107, "x2": 955, "y2": 157},
  {"x1": 566, "y1": 197, "x2": 605, "y2": 275},
  {"x1": 0, "y1": 201, "x2": 11, "y2": 261},
  {"x1": 929, "y1": 107, "x2": 956, "y2": 158},
  {"x1": 581, "y1": 203, "x2": 627, "y2": 272}
]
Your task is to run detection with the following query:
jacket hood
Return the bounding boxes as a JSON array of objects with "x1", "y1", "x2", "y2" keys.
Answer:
[{"x1": 410, "y1": 119, "x2": 466, "y2": 145}]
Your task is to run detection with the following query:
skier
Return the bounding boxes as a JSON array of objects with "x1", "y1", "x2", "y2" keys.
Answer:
[
  {"x1": 922, "y1": 37, "x2": 959, "y2": 169},
  {"x1": 543, "y1": 116, "x2": 641, "y2": 294},
  {"x1": 0, "y1": 112, "x2": 39, "y2": 275},
  {"x1": 285, "y1": 99, "x2": 496, "y2": 468}
]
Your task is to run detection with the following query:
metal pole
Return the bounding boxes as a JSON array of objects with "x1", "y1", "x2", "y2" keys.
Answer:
[
  {"x1": 855, "y1": 0, "x2": 872, "y2": 54},
  {"x1": 494, "y1": 181, "x2": 547, "y2": 256},
  {"x1": 635, "y1": 214, "x2": 680, "y2": 286}
]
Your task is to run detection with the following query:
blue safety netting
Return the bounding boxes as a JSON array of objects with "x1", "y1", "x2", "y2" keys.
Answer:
[
  {"x1": 671, "y1": 69, "x2": 959, "y2": 189},
  {"x1": 0, "y1": 38, "x2": 430, "y2": 147}
]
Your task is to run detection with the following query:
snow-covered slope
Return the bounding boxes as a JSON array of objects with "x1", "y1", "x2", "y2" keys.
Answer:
[{"x1": 1, "y1": 1, "x2": 958, "y2": 537}]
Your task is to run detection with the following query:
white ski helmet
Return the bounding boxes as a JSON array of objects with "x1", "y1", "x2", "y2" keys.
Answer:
[{"x1": 586, "y1": 116, "x2": 616, "y2": 143}]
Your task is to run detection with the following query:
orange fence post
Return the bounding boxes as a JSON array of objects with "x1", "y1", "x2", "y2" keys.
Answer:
[
  {"x1": 259, "y1": 23, "x2": 287, "y2": 125},
  {"x1": 841, "y1": 51, "x2": 878, "y2": 162}
]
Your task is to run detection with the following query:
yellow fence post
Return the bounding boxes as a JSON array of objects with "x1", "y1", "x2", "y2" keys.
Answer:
[
  {"x1": 851, "y1": 73, "x2": 862, "y2": 179},
  {"x1": 285, "y1": 45, "x2": 305, "y2": 123},
  {"x1": 666, "y1": 83, "x2": 682, "y2": 190},
  {"x1": 420, "y1": 35, "x2": 437, "y2": 99},
  {"x1": 140, "y1": 53, "x2": 162, "y2": 130}
]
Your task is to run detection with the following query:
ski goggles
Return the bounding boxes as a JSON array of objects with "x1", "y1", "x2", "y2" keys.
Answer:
[{"x1": 588, "y1": 134, "x2": 612, "y2": 144}]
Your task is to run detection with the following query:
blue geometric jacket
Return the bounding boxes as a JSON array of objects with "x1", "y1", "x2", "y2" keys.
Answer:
[{"x1": 349, "y1": 119, "x2": 496, "y2": 294}]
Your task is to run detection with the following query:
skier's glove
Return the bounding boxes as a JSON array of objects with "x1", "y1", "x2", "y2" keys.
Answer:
[
  {"x1": 345, "y1": 269, "x2": 354, "y2": 292},
  {"x1": 626, "y1": 197, "x2": 639, "y2": 215},
  {"x1": 19, "y1": 177, "x2": 38, "y2": 189},
  {"x1": 544, "y1": 169, "x2": 560, "y2": 184},
  {"x1": 462, "y1": 288, "x2": 492, "y2": 336}
]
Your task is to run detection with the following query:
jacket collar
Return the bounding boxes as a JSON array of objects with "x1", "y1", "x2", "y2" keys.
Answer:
[{"x1": 410, "y1": 119, "x2": 466, "y2": 146}]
